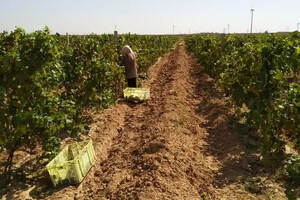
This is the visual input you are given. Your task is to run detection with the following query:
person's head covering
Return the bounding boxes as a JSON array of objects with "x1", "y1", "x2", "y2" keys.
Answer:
[{"x1": 121, "y1": 45, "x2": 134, "y2": 56}]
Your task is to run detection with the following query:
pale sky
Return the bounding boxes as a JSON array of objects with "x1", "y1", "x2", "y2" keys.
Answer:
[{"x1": 1, "y1": 0, "x2": 300, "y2": 34}]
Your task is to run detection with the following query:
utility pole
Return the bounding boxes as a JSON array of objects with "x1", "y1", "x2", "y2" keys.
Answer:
[
  {"x1": 297, "y1": 22, "x2": 300, "y2": 31},
  {"x1": 227, "y1": 24, "x2": 230, "y2": 34},
  {"x1": 66, "y1": 32, "x2": 69, "y2": 45},
  {"x1": 250, "y1": 8, "x2": 255, "y2": 34}
]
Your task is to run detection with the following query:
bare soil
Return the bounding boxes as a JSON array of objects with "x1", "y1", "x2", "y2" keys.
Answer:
[{"x1": 0, "y1": 43, "x2": 290, "y2": 200}]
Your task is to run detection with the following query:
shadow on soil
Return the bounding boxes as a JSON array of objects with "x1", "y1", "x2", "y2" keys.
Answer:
[
  {"x1": 0, "y1": 155, "x2": 69, "y2": 200},
  {"x1": 117, "y1": 98, "x2": 142, "y2": 108},
  {"x1": 188, "y1": 59, "x2": 292, "y2": 198},
  {"x1": 0, "y1": 142, "x2": 93, "y2": 200}
]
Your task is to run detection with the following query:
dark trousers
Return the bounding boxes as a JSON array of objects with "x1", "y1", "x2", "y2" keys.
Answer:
[{"x1": 127, "y1": 78, "x2": 137, "y2": 87}]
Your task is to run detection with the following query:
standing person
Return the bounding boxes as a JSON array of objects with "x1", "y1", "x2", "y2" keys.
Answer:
[{"x1": 121, "y1": 45, "x2": 137, "y2": 87}]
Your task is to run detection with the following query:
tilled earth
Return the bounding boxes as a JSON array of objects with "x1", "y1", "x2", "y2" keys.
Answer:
[{"x1": 1, "y1": 43, "x2": 288, "y2": 200}]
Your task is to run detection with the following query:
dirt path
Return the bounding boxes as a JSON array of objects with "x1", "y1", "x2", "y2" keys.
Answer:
[{"x1": 1, "y1": 43, "x2": 288, "y2": 200}]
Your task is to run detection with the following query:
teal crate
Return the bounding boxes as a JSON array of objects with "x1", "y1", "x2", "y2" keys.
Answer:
[{"x1": 46, "y1": 139, "x2": 95, "y2": 187}]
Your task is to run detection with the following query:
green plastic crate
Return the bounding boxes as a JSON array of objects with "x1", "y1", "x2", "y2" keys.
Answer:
[
  {"x1": 123, "y1": 88, "x2": 150, "y2": 102},
  {"x1": 46, "y1": 139, "x2": 95, "y2": 187}
]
